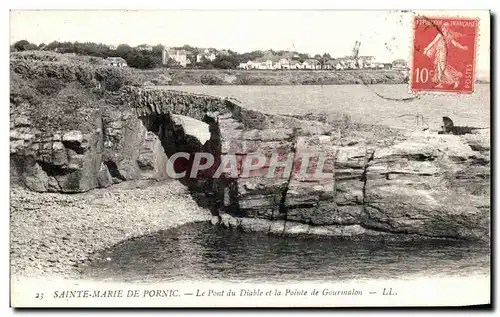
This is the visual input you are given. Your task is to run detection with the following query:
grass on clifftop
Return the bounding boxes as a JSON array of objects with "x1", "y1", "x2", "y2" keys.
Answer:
[
  {"x1": 10, "y1": 51, "x2": 140, "y2": 133},
  {"x1": 136, "y1": 68, "x2": 408, "y2": 86}
]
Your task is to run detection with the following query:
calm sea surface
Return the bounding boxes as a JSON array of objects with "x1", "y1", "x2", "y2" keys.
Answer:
[
  {"x1": 165, "y1": 84, "x2": 490, "y2": 130},
  {"x1": 82, "y1": 222, "x2": 490, "y2": 283}
]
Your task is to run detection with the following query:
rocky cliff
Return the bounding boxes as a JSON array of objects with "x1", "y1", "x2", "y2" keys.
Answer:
[{"x1": 10, "y1": 53, "x2": 490, "y2": 241}]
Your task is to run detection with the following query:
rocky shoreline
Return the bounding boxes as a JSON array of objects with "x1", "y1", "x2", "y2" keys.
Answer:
[
  {"x1": 10, "y1": 180, "x2": 211, "y2": 279},
  {"x1": 211, "y1": 214, "x2": 471, "y2": 242}
]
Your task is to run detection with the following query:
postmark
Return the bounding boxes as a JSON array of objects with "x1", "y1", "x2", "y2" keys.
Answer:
[{"x1": 410, "y1": 16, "x2": 479, "y2": 94}]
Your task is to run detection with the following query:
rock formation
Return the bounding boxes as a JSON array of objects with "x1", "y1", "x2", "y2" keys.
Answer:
[
  {"x1": 440, "y1": 116, "x2": 487, "y2": 135},
  {"x1": 10, "y1": 86, "x2": 490, "y2": 241}
]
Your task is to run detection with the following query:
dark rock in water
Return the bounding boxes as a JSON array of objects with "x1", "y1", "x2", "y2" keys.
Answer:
[{"x1": 439, "y1": 116, "x2": 483, "y2": 135}]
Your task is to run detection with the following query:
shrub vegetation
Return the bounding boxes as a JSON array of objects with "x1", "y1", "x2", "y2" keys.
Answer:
[{"x1": 10, "y1": 51, "x2": 139, "y2": 133}]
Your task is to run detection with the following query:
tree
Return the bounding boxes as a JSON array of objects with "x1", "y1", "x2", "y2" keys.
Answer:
[
  {"x1": 320, "y1": 53, "x2": 333, "y2": 65},
  {"x1": 152, "y1": 44, "x2": 164, "y2": 56},
  {"x1": 212, "y1": 54, "x2": 238, "y2": 69},
  {"x1": 124, "y1": 50, "x2": 161, "y2": 69},
  {"x1": 197, "y1": 56, "x2": 213, "y2": 69},
  {"x1": 13, "y1": 40, "x2": 30, "y2": 51},
  {"x1": 116, "y1": 44, "x2": 133, "y2": 57},
  {"x1": 181, "y1": 44, "x2": 195, "y2": 51},
  {"x1": 24, "y1": 43, "x2": 38, "y2": 51},
  {"x1": 298, "y1": 53, "x2": 310, "y2": 62},
  {"x1": 45, "y1": 41, "x2": 60, "y2": 51},
  {"x1": 236, "y1": 50, "x2": 264, "y2": 63},
  {"x1": 166, "y1": 58, "x2": 182, "y2": 69},
  {"x1": 186, "y1": 53, "x2": 197, "y2": 66},
  {"x1": 74, "y1": 42, "x2": 104, "y2": 57}
]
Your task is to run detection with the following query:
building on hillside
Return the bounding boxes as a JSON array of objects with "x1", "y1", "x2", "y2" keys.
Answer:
[
  {"x1": 265, "y1": 59, "x2": 274, "y2": 69},
  {"x1": 253, "y1": 61, "x2": 271, "y2": 70},
  {"x1": 290, "y1": 60, "x2": 303, "y2": 70},
  {"x1": 196, "y1": 48, "x2": 216, "y2": 63},
  {"x1": 253, "y1": 55, "x2": 280, "y2": 70},
  {"x1": 392, "y1": 59, "x2": 409, "y2": 69},
  {"x1": 334, "y1": 62, "x2": 344, "y2": 70},
  {"x1": 103, "y1": 57, "x2": 128, "y2": 67},
  {"x1": 163, "y1": 48, "x2": 189, "y2": 67},
  {"x1": 136, "y1": 44, "x2": 153, "y2": 51},
  {"x1": 238, "y1": 62, "x2": 250, "y2": 70},
  {"x1": 358, "y1": 56, "x2": 376, "y2": 69},
  {"x1": 341, "y1": 57, "x2": 358, "y2": 69},
  {"x1": 277, "y1": 58, "x2": 292, "y2": 69},
  {"x1": 333, "y1": 57, "x2": 353, "y2": 70},
  {"x1": 107, "y1": 44, "x2": 117, "y2": 50},
  {"x1": 303, "y1": 59, "x2": 321, "y2": 70}
]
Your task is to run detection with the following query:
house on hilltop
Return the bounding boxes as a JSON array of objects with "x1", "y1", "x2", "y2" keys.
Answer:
[
  {"x1": 238, "y1": 62, "x2": 250, "y2": 70},
  {"x1": 254, "y1": 55, "x2": 280, "y2": 69},
  {"x1": 251, "y1": 60, "x2": 274, "y2": 70},
  {"x1": 196, "y1": 48, "x2": 216, "y2": 63},
  {"x1": 358, "y1": 56, "x2": 376, "y2": 69},
  {"x1": 392, "y1": 59, "x2": 409, "y2": 69},
  {"x1": 332, "y1": 57, "x2": 355, "y2": 70},
  {"x1": 103, "y1": 57, "x2": 128, "y2": 67},
  {"x1": 303, "y1": 59, "x2": 321, "y2": 70},
  {"x1": 276, "y1": 58, "x2": 291, "y2": 69},
  {"x1": 290, "y1": 60, "x2": 304, "y2": 70}
]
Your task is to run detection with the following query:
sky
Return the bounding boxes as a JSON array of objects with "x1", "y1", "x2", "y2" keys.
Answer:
[{"x1": 9, "y1": 10, "x2": 490, "y2": 70}]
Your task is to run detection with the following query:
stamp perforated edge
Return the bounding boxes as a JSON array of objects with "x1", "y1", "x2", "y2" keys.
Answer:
[{"x1": 407, "y1": 12, "x2": 484, "y2": 96}]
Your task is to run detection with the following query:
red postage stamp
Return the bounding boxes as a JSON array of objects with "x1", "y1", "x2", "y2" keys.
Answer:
[{"x1": 410, "y1": 16, "x2": 479, "y2": 94}]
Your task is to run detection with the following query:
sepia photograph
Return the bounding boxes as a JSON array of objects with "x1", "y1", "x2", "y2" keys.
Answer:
[{"x1": 8, "y1": 8, "x2": 491, "y2": 308}]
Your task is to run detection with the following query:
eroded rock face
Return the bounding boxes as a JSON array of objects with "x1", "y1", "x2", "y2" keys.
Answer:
[
  {"x1": 10, "y1": 89, "x2": 235, "y2": 194},
  {"x1": 10, "y1": 111, "x2": 104, "y2": 193},
  {"x1": 362, "y1": 133, "x2": 489, "y2": 240},
  {"x1": 11, "y1": 107, "x2": 170, "y2": 192},
  {"x1": 10, "y1": 87, "x2": 490, "y2": 241}
]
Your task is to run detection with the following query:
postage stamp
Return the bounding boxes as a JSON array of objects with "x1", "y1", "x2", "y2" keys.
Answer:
[{"x1": 410, "y1": 16, "x2": 479, "y2": 94}]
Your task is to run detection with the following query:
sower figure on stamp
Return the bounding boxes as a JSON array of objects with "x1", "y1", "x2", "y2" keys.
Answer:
[{"x1": 423, "y1": 22, "x2": 469, "y2": 89}]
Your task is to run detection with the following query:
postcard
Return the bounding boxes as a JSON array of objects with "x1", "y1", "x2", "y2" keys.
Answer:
[{"x1": 9, "y1": 9, "x2": 491, "y2": 308}]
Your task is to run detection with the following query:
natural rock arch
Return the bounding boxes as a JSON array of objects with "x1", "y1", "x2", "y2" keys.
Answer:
[{"x1": 10, "y1": 87, "x2": 490, "y2": 240}]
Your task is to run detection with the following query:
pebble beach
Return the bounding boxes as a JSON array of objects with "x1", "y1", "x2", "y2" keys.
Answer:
[{"x1": 10, "y1": 180, "x2": 212, "y2": 279}]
